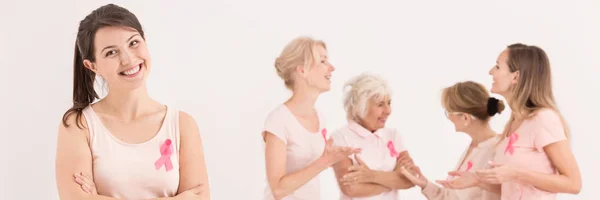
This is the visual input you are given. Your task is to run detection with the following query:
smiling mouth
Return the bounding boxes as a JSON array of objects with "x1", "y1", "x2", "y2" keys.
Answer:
[{"x1": 119, "y1": 63, "x2": 142, "y2": 76}]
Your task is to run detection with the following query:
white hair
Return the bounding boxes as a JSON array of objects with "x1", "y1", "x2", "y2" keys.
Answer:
[{"x1": 343, "y1": 72, "x2": 392, "y2": 121}]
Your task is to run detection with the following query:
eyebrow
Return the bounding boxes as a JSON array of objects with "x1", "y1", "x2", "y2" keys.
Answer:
[{"x1": 100, "y1": 33, "x2": 141, "y2": 54}]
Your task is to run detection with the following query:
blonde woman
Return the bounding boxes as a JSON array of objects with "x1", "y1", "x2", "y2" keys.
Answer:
[
  {"x1": 398, "y1": 81, "x2": 503, "y2": 200},
  {"x1": 441, "y1": 44, "x2": 582, "y2": 199},
  {"x1": 330, "y1": 73, "x2": 417, "y2": 199},
  {"x1": 262, "y1": 37, "x2": 361, "y2": 200}
]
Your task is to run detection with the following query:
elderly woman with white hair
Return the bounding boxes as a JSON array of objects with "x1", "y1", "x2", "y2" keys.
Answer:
[{"x1": 330, "y1": 72, "x2": 417, "y2": 199}]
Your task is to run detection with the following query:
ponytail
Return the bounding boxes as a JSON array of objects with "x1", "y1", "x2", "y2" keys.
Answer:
[{"x1": 61, "y1": 42, "x2": 98, "y2": 129}]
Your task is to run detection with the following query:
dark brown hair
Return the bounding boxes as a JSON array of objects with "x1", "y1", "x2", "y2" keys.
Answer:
[
  {"x1": 61, "y1": 4, "x2": 145, "y2": 129},
  {"x1": 441, "y1": 81, "x2": 505, "y2": 121}
]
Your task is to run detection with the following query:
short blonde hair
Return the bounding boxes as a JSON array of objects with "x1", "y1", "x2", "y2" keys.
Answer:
[
  {"x1": 274, "y1": 36, "x2": 327, "y2": 90},
  {"x1": 343, "y1": 72, "x2": 392, "y2": 121}
]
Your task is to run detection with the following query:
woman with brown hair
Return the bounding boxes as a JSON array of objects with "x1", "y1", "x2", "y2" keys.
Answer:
[
  {"x1": 55, "y1": 4, "x2": 210, "y2": 200},
  {"x1": 437, "y1": 44, "x2": 582, "y2": 199},
  {"x1": 399, "y1": 81, "x2": 503, "y2": 200}
]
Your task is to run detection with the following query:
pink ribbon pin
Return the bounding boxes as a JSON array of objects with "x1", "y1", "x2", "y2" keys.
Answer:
[
  {"x1": 155, "y1": 139, "x2": 173, "y2": 172},
  {"x1": 504, "y1": 133, "x2": 519, "y2": 155},
  {"x1": 387, "y1": 141, "x2": 399, "y2": 158},
  {"x1": 321, "y1": 128, "x2": 327, "y2": 142},
  {"x1": 466, "y1": 161, "x2": 473, "y2": 172}
]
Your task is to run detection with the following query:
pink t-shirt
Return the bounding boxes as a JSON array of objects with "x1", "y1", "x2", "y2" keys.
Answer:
[
  {"x1": 330, "y1": 120, "x2": 407, "y2": 200},
  {"x1": 262, "y1": 105, "x2": 327, "y2": 200},
  {"x1": 493, "y1": 109, "x2": 567, "y2": 200}
]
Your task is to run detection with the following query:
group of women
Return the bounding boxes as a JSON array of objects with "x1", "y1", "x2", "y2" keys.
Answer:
[{"x1": 54, "y1": 3, "x2": 582, "y2": 200}]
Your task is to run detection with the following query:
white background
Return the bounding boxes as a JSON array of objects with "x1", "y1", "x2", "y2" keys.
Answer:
[{"x1": 1, "y1": 0, "x2": 598, "y2": 199}]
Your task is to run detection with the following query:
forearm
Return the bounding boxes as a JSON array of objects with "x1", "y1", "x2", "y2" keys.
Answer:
[
  {"x1": 270, "y1": 157, "x2": 330, "y2": 199},
  {"x1": 372, "y1": 171, "x2": 414, "y2": 189},
  {"x1": 515, "y1": 168, "x2": 581, "y2": 194},
  {"x1": 421, "y1": 181, "x2": 461, "y2": 200},
  {"x1": 477, "y1": 182, "x2": 501, "y2": 195},
  {"x1": 340, "y1": 183, "x2": 391, "y2": 198}
]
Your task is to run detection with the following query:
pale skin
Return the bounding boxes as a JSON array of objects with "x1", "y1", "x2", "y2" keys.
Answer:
[
  {"x1": 263, "y1": 45, "x2": 361, "y2": 200},
  {"x1": 56, "y1": 26, "x2": 209, "y2": 200},
  {"x1": 399, "y1": 108, "x2": 498, "y2": 192},
  {"x1": 332, "y1": 96, "x2": 417, "y2": 198},
  {"x1": 433, "y1": 48, "x2": 582, "y2": 195}
]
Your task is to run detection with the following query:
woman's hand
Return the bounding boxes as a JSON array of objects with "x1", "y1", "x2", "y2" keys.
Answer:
[
  {"x1": 475, "y1": 161, "x2": 518, "y2": 184},
  {"x1": 321, "y1": 138, "x2": 361, "y2": 166},
  {"x1": 436, "y1": 171, "x2": 480, "y2": 189},
  {"x1": 399, "y1": 166, "x2": 427, "y2": 188},
  {"x1": 340, "y1": 155, "x2": 374, "y2": 185},
  {"x1": 74, "y1": 172, "x2": 97, "y2": 195}
]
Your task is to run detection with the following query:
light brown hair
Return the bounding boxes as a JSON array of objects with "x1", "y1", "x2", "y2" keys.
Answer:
[
  {"x1": 442, "y1": 81, "x2": 505, "y2": 121},
  {"x1": 502, "y1": 43, "x2": 570, "y2": 138}
]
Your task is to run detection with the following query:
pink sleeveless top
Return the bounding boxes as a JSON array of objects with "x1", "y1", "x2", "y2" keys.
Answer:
[{"x1": 82, "y1": 105, "x2": 181, "y2": 199}]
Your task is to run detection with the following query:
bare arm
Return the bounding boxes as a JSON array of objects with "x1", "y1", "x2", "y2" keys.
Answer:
[
  {"x1": 263, "y1": 132, "x2": 330, "y2": 200},
  {"x1": 176, "y1": 111, "x2": 210, "y2": 199},
  {"x1": 381, "y1": 151, "x2": 416, "y2": 189},
  {"x1": 55, "y1": 115, "x2": 120, "y2": 200},
  {"x1": 370, "y1": 170, "x2": 414, "y2": 190},
  {"x1": 332, "y1": 157, "x2": 391, "y2": 198},
  {"x1": 515, "y1": 141, "x2": 581, "y2": 194}
]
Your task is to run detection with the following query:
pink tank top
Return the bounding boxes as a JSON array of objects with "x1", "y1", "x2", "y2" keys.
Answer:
[{"x1": 82, "y1": 105, "x2": 180, "y2": 199}]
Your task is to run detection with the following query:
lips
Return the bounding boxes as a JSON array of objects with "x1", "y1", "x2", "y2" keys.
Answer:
[{"x1": 119, "y1": 63, "x2": 142, "y2": 76}]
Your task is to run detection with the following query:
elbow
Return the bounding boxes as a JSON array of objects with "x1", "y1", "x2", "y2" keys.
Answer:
[
  {"x1": 568, "y1": 182, "x2": 582, "y2": 194},
  {"x1": 271, "y1": 187, "x2": 290, "y2": 200},
  {"x1": 340, "y1": 186, "x2": 360, "y2": 198}
]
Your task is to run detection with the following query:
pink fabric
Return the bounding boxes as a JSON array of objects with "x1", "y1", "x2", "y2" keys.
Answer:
[
  {"x1": 82, "y1": 105, "x2": 181, "y2": 199},
  {"x1": 421, "y1": 136, "x2": 500, "y2": 200},
  {"x1": 330, "y1": 120, "x2": 407, "y2": 200},
  {"x1": 493, "y1": 109, "x2": 567, "y2": 200},
  {"x1": 262, "y1": 105, "x2": 327, "y2": 200}
]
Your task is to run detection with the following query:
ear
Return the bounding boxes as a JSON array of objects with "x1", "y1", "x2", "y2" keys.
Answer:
[
  {"x1": 295, "y1": 64, "x2": 307, "y2": 78},
  {"x1": 511, "y1": 70, "x2": 520, "y2": 84},
  {"x1": 83, "y1": 59, "x2": 97, "y2": 73},
  {"x1": 463, "y1": 114, "x2": 472, "y2": 126}
]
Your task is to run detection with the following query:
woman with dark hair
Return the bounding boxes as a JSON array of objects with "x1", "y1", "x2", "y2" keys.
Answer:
[{"x1": 55, "y1": 4, "x2": 210, "y2": 200}]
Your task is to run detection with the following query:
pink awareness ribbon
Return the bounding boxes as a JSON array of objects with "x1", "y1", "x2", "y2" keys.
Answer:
[
  {"x1": 504, "y1": 133, "x2": 519, "y2": 155},
  {"x1": 155, "y1": 139, "x2": 173, "y2": 172},
  {"x1": 321, "y1": 128, "x2": 327, "y2": 142},
  {"x1": 387, "y1": 141, "x2": 399, "y2": 158},
  {"x1": 466, "y1": 161, "x2": 473, "y2": 172}
]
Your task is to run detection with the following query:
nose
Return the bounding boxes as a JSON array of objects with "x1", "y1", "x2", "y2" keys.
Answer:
[
  {"x1": 384, "y1": 104, "x2": 392, "y2": 115},
  {"x1": 329, "y1": 63, "x2": 335, "y2": 72},
  {"x1": 488, "y1": 66, "x2": 493, "y2": 75},
  {"x1": 119, "y1": 49, "x2": 135, "y2": 66}
]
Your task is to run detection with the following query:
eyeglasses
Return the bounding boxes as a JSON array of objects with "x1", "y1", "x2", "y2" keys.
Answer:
[{"x1": 444, "y1": 110, "x2": 463, "y2": 118}]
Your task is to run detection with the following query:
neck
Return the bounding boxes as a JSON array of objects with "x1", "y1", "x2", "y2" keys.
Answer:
[
  {"x1": 101, "y1": 85, "x2": 155, "y2": 120},
  {"x1": 465, "y1": 122, "x2": 497, "y2": 146},
  {"x1": 286, "y1": 85, "x2": 321, "y2": 115}
]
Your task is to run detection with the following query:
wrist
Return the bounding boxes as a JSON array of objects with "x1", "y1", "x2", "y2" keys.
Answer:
[
  {"x1": 315, "y1": 156, "x2": 334, "y2": 169},
  {"x1": 510, "y1": 166, "x2": 523, "y2": 182}
]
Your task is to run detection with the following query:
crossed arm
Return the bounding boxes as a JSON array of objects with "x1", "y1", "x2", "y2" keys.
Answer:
[
  {"x1": 55, "y1": 111, "x2": 210, "y2": 200},
  {"x1": 332, "y1": 151, "x2": 416, "y2": 198}
]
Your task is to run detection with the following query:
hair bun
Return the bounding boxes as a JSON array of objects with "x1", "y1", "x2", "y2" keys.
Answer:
[{"x1": 487, "y1": 97, "x2": 499, "y2": 116}]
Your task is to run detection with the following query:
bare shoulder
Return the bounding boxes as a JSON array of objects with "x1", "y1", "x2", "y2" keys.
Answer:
[
  {"x1": 178, "y1": 111, "x2": 200, "y2": 135},
  {"x1": 58, "y1": 111, "x2": 90, "y2": 141}
]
